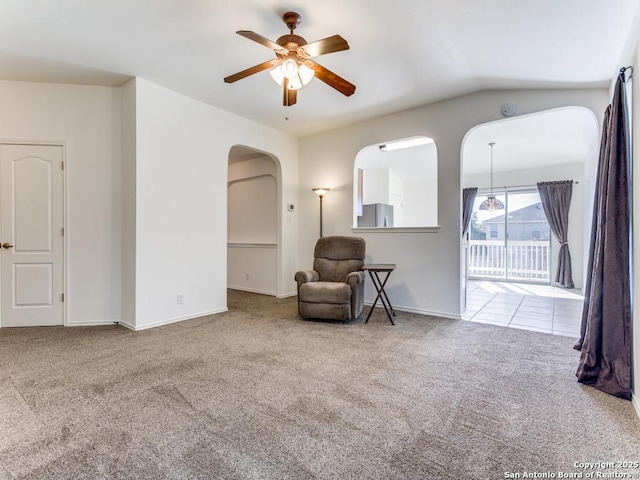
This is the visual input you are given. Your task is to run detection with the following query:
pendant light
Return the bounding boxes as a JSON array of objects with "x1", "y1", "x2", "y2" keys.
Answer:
[{"x1": 479, "y1": 142, "x2": 504, "y2": 211}]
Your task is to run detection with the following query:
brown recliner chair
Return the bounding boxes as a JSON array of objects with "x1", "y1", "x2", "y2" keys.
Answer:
[{"x1": 295, "y1": 236, "x2": 366, "y2": 321}]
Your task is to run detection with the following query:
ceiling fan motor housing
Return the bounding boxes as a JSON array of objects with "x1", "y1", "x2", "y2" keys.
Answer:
[
  {"x1": 282, "y1": 11, "x2": 302, "y2": 31},
  {"x1": 277, "y1": 34, "x2": 308, "y2": 51}
]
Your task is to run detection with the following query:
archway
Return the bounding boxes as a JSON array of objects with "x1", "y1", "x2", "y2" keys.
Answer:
[
  {"x1": 460, "y1": 107, "x2": 599, "y2": 335},
  {"x1": 227, "y1": 145, "x2": 281, "y2": 296}
]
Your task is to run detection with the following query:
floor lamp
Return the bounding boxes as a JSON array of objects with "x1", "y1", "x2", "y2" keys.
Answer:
[{"x1": 312, "y1": 187, "x2": 330, "y2": 237}]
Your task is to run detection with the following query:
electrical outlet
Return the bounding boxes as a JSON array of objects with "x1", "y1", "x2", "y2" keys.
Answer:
[{"x1": 177, "y1": 293, "x2": 184, "y2": 305}]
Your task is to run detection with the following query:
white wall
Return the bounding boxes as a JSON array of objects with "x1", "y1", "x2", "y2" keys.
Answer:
[
  {"x1": 125, "y1": 78, "x2": 298, "y2": 330},
  {"x1": 404, "y1": 178, "x2": 438, "y2": 226},
  {"x1": 227, "y1": 246, "x2": 277, "y2": 295},
  {"x1": 299, "y1": 89, "x2": 608, "y2": 318},
  {"x1": 634, "y1": 44, "x2": 640, "y2": 418},
  {"x1": 0, "y1": 80, "x2": 122, "y2": 326},
  {"x1": 613, "y1": 2, "x2": 640, "y2": 417},
  {"x1": 629, "y1": 19, "x2": 640, "y2": 419},
  {"x1": 363, "y1": 169, "x2": 389, "y2": 204},
  {"x1": 228, "y1": 174, "x2": 277, "y2": 243},
  {"x1": 121, "y1": 79, "x2": 136, "y2": 327}
]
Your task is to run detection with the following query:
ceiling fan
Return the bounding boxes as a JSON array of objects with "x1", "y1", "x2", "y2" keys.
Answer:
[{"x1": 223, "y1": 11, "x2": 356, "y2": 106}]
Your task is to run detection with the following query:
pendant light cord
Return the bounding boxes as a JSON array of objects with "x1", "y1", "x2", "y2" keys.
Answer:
[{"x1": 489, "y1": 142, "x2": 495, "y2": 195}]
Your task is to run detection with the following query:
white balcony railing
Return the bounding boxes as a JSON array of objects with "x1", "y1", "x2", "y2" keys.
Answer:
[{"x1": 468, "y1": 240, "x2": 550, "y2": 282}]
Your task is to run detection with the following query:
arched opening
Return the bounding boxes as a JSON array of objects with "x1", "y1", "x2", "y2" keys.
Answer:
[
  {"x1": 353, "y1": 136, "x2": 438, "y2": 228},
  {"x1": 227, "y1": 145, "x2": 281, "y2": 296},
  {"x1": 460, "y1": 106, "x2": 599, "y2": 336}
]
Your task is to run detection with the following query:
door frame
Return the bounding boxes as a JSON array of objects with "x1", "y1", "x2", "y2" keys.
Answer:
[{"x1": 0, "y1": 139, "x2": 67, "y2": 328}]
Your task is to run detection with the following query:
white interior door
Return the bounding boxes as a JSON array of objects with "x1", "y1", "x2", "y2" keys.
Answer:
[{"x1": 1, "y1": 144, "x2": 64, "y2": 327}]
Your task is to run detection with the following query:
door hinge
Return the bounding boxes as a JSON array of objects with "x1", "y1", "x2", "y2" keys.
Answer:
[
  {"x1": 61, "y1": 161, "x2": 64, "y2": 170},
  {"x1": 61, "y1": 227, "x2": 64, "y2": 236},
  {"x1": 62, "y1": 293, "x2": 65, "y2": 302}
]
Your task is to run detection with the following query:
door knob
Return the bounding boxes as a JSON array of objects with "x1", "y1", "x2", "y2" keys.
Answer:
[{"x1": 2, "y1": 243, "x2": 13, "y2": 249}]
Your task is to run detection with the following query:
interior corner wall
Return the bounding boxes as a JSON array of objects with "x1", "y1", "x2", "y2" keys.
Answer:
[
  {"x1": 0, "y1": 80, "x2": 122, "y2": 326},
  {"x1": 129, "y1": 79, "x2": 298, "y2": 329},
  {"x1": 121, "y1": 78, "x2": 137, "y2": 328},
  {"x1": 299, "y1": 89, "x2": 608, "y2": 318}
]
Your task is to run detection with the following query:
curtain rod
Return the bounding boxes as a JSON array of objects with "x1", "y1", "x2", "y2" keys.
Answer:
[
  {"x1": 621, "y1": 66, "x2": 633, "y2": 81},
  {"x1": 475, "y1": 181, "x2": 579, "y2": 193}
]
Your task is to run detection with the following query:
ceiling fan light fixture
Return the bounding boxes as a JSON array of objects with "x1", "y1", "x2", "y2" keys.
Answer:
[
  {"x1": 278, "y1": 63, "x2": 314, "y2": 90},
  {"x1": 281, "y1": 58, "x2": 299, "y2": 79},
  {"x1": 269, "y1": 66, "x2": 285, "y2": 86},
  {"x1": 224, "y1": 11, "x2": 354, "y2": 106},
  {"x1": 288, "y1": 76, "x2": 302, "y2": 90},
  {"x1": 298, "y1": 63, "x2": 314, "y2": 85}
]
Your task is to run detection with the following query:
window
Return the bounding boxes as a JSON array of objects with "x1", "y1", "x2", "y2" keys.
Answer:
[
  {"x1": 353, "y1": 136, "x2": 438, "y2": 228},
  {"x1": 467, "y1": 189, "x2": 552, "y2": 283}
]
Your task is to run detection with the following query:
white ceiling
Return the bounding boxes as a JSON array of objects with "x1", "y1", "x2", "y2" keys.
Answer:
[
  {"x1": 0, "y1": 1, "x2": 637, "y2": 137},
  {"x1": 462, "y1": 107, "x2": 601, "y2": 175}
]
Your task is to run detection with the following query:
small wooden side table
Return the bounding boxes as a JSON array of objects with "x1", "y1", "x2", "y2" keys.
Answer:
[{"x1": 363, "y1": 264, "x2": 396, "y2": 325}]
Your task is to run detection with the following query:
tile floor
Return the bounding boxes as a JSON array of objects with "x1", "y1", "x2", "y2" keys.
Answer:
[{"x1": 462, "y1": 280, "x2": 583, "y2": 337}]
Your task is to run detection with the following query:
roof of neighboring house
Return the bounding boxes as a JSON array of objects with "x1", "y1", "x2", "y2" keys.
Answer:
[{"x1": 483, "y1": 202, "x2": 547, "y2": 224}]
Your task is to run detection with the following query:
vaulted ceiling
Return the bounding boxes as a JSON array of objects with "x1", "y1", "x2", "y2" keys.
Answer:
[{"x1": 0, "y1": 1, "x2": 637, "y2": 137}]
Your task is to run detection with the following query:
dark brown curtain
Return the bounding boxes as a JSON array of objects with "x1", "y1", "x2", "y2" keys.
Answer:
[
  {"x1": 575, "y1": 71, "x2": 631, "y2": 400},
  {"x1": 537, "y1": 181, "x2": 574, "y2": 288},
  {"x1": 462, "y1": 187, "x2": 477, "y2": 236}
]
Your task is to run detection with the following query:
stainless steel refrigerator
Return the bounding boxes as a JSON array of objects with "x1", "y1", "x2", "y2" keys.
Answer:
[{"x1": 357, "y1": 203, "x2": 394, "y2": 227}]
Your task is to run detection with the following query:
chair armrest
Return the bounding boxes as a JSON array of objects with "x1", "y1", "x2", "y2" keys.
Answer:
[
  {"x1": 346, "y1": 271, "x2": 365, "y2": 285},
  {"x1": 347, "y1": 271, "x2": 366, "y2": 319},
  {"x1": 295, "y1": 270, "x2": 320, "y2": 291}
]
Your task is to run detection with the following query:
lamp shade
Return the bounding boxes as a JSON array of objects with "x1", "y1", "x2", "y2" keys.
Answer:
[
  {"x1": 298, "y1": 64, "x2": 314, "y2": 85},
  {"x1": 312, "y1": 187, "x2": 330, "y2": 197},
  {"x1": 479, "y1": 195, "x2": 504, "y2": 211},
  {"x1": 270, "y1": 62, "x2": 315, "y2": 90},
  {"x1": 281, "y1": 58, "x2": 299, "y2": 79},
  {"x1": 269, "y1": 66, "x2": 285, "y2": 86},
  {"x1": 288, "y1": 76, "x2": 302, "y2": 90}
]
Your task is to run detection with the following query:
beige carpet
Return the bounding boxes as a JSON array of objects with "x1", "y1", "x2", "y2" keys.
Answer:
[{"x1": 0, "y1": 290, "x2": 638, "y2": 479}]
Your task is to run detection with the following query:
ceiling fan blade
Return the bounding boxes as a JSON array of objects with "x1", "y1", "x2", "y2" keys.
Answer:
[
  {"x1": 237, "y1": 31, "x2": 285, "y2": 53},
  {"x1": 309, "y1": 62, "x2": 356, "y2": 96},
  {"x1": 224, "y1": 59, "x2": 278, "y2": 83},
  {"x1": 283, "y1": 80, "x2": 297, "y2": 106},
  {"x1": 302, "y1": 35, "x2": 349, "y2": 57}
]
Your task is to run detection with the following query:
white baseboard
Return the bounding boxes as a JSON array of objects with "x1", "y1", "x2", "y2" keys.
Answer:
[
  {"x1": 228, "y1": 286, "x2": 297, "y2": 298},
  {"x1": 123, "y1": 308, "x2": 228, "y2": 332},
  {"x1": 364, "y1": 301, "x2": 462, "y2": 321},
  {"x1": 633, "y1": 392, "x2": 640, "y2": 420},
  {"x1": 227, "y1": 286, "x2": 277, "y2": 296},
  {"x1": 65, "y1": 321, "x2": 121, "y2": 327},
  {"x1": 277, "y1": 291, "x2": 297, "y2": 299},
  {"x1": 119, "y1": 320, "x2": 135, "y2": 331}
]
